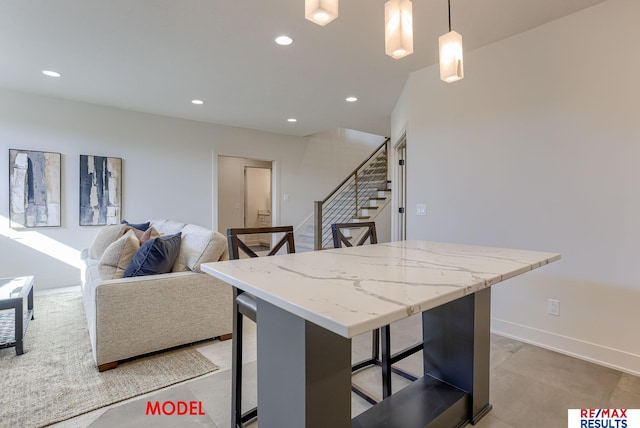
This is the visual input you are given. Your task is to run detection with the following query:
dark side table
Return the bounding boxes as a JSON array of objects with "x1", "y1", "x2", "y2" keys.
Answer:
[{"x1": 0, "y1": 276, "x2": 34, "y2": 355}]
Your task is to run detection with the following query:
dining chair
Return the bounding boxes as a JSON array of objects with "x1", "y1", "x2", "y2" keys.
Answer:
[
  {"x1": 331, "y1": 221, "x2": 423, "y2": 402},
  {"x1": 227, "y1": 226, "x2": 295, "y2": 428}
]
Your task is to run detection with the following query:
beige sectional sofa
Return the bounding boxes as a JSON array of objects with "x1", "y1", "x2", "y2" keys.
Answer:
[{"x1": 81, "y1": 219, "x2": 233, "y2": 371}]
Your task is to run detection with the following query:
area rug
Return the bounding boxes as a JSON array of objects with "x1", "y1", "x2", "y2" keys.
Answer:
[{"x1": 0, "y1": 292, "x2": 219, "y2": 428}]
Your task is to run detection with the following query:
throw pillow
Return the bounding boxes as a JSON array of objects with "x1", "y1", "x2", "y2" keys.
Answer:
[
  {"x1": 191, "y1": 230, "x2": 227, "y2": 271},
  {"x1": 123, "y1": 232, "x2": 182, "y2": 277},
  {"x1": 88, "y1": 224, "x2": 130, "y2": 259},
  {"x1": 172, "y1": 225, "x2": 227, "y2": 272},
  {"x1": 121, "y1": 220, "x2": 151, "y2": 231},
  {"x1": 130, "y1": 226, "x2": 161, "y2": 244},
  {"x1": 149, "y1": 219, "x2": 185, "y2": 235},
  {"x1": 98, "y1": 230, "x2": 141, "y2": 279}
]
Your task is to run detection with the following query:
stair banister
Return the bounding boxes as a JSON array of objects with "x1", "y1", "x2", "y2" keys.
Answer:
[
  {"x1": 319, "y1": 140, "x2": 389, "y2": 206},
  {"x1": 314, "y1": 139, "x2": 390, "y2": 250}
]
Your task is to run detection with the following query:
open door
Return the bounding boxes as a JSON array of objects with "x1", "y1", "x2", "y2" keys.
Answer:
[
  {"x1": 244, "y1": 166, "x2": 272, "y2": 247},
  {"x1": 217, "y1": 156, "x2": 273, "y2": 247}
]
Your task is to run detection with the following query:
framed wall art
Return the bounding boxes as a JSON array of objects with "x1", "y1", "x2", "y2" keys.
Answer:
[
  {"x1": 79, "y1": 155, "x2": 122, "y2": 226},
  {"x1": 9, "y1": 149, "x2": 62, "y2": 228}
]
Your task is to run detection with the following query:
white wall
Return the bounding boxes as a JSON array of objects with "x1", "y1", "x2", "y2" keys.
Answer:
[
  {"x1": 375, "y1": 199, "x2": 392, "y2": 244},
  {"x1": 391, "y1": 0, "x2": 640, "y2": 374},
  {"x1": 298, "y1": 128, "x2": 387, "y2": 203}
]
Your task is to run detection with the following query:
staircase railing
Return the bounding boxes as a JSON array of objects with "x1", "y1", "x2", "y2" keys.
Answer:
[{"x1": 314, "y1": 138, "x2": 390, "y2": 250}]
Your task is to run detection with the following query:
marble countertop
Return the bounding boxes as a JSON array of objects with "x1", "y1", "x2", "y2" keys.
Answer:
[{"x1": 201, "y1": 241, "x2": 560, "y2": 338}]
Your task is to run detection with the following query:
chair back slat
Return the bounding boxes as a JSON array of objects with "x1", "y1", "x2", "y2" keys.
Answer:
[
  {"x1": 331, "y1": 222, "x2": 378, "y2": 248},
  {"x1": 235, "y1": 238, "x2": 259, "y2": 258},
  {"x1": 227, "y1": 226, "x2": 295, "y2": 260}
]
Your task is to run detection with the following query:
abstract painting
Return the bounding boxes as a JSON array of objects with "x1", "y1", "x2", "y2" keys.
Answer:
[
  {"x1": 79, "y1": 155, "x2": 122, "y2": 226},
  {"x1": 9, "y1": 149, "x2": 62, "y2": 228}
]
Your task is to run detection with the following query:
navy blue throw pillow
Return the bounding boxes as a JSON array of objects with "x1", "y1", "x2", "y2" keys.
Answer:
[
  {"x1": 123, "y1": 232, "x2": 182, "y2": 277},
  {"x1": 121, "y1": 220, "x2": 151, "y2": 232}
]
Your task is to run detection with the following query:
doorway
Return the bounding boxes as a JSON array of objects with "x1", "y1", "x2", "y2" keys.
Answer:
[{"x1": 217, "y1": 156, "x2": 273, "y2": 247}]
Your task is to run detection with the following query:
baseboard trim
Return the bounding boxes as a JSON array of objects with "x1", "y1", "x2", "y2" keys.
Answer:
[{"x1": 491, "y1": 318, "x2": 640, "y2": 376}]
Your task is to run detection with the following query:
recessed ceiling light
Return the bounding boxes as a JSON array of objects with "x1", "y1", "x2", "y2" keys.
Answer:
[
  {"x1": 287, "y1": 118, "x2": 297, "y2": 123},
  {"x1": 346, "y1": 96, "x2": 358, "y2": 102},
  {"x1": 42, "y1": 70, "x2": 62, "y2": 78},
  {"x1": 191, "y1": 99, "x2": 204, "y2": 105},
  {"x1": 275, "y1": 35, "x2": 294, "y2": 46}
]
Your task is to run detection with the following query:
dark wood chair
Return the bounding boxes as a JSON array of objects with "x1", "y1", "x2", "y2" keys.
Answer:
[
  {"x1": 227, "y1": 226, "x2": 295, "y2": 428},
  {"x1": 332, "y1": 221, "x2": 378, "y2": 248},
  {"x1": 331, "y1": 221, "x2": 422, "y2": 403}
]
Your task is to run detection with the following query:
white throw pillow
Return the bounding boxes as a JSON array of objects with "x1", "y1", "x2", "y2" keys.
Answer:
[
  {"x1": 172, "y1": 225, "x2": 227, "y2": 272},
  {"x1": 98, "y1": 230, "x2": 140, "y2": 279},
  {"x1": 149, "y1": 219, "x2": 185, "y2": 236}
]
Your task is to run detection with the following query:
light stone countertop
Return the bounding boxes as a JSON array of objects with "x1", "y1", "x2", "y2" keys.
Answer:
[{"x1": 201, "y1": 241, "x2": 560, "y2": 338}]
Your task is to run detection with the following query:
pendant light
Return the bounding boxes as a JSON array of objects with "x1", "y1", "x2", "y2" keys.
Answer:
[
  {"x1": 384, "y1": 0, "x2": 413, "y2": 59},
  {"x1": 439, "y1": 0, "x2": 464, "y2": 82},
  {"x1": 305, "y1": 0, "x2": 339, "y2": 26}
]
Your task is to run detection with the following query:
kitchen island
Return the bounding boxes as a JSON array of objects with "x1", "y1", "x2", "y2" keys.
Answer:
[{"x1": 202, "y1": 240, "x2": 560, "y2": 428}]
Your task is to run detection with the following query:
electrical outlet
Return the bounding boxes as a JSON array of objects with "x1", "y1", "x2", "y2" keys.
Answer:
[
  {"x1": 416, "y1": 204, "x2": 427, "y2": 216},
  {"x1": 547, "y1": 299, "x2": 560, "y2": 316}
]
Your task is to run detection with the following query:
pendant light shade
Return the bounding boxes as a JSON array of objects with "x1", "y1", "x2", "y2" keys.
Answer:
[
  {"x1": 439, "y1": 30, "x2": 464, "y2": 82},
  {"x1": 305, "y1": 0, "x2": 339, "y2": 26},
  {"x1": 384, "y1": 0, "x2": 413, "y2": 59},
  {"x1": 439, "y1": 0, "x2": 464, "y2": 83}
]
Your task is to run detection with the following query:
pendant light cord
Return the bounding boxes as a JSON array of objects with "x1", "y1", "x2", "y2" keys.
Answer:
[{"x1": 448, "y1": 0, "x2": 452, "y2": 32}]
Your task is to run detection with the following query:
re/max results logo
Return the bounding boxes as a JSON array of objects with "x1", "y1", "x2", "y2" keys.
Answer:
[{"x1": 568, "y1": 409, "x2": 640, "y2": 428}]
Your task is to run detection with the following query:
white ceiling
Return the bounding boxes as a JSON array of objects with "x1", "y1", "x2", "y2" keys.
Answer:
[{"x1": 0, "y1": 0, "x2": 607, "y2": 137}]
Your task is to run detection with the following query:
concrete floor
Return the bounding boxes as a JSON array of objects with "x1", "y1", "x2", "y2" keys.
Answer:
[{"x1": 51, "y1": 314, "x2": 640, "y2": 428}]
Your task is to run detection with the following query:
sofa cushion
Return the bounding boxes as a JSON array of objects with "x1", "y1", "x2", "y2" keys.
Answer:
[
  {"x1": 124, "y1": 233, "x2": 182, "y2": 277},
  {"x1": 88, "y1": 224, "x2": 130, "y2": 259},
  {"x1": 149, "y1": 219, "x2": 185, "y2": 236},
  {"x1": 121, "y1": 220, "x2": 151, "y2": 231},
  {"x1": 172, "y1": 225, "x2": 228, "y2": 272},
  {"x1": 98, "y1": 230, "x2": 140, "y2": 279}
]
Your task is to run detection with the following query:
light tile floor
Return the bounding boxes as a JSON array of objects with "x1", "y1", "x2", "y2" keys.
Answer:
[{"x1": 50, "y1": 311, "x2": 640, "y2": 428}]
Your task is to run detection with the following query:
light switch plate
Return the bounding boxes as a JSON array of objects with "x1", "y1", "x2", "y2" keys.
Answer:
[{"x1": 416, "y1": 204, "x2": 427, "y2": 216}]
